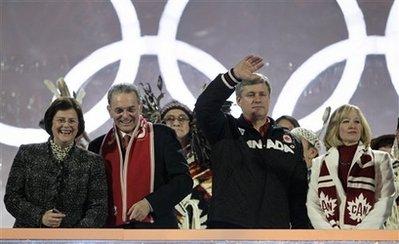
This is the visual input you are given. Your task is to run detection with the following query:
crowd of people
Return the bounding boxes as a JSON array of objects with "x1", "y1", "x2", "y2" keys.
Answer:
[{"x1": 4, "y1": 55, "x2": 398, "y2": 229}]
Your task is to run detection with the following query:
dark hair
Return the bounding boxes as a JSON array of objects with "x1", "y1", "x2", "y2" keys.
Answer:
[
  {"x1": 44, "y1": 97, "x2": 85, "y2": 138},
  {"x1": 276, "y1": 115, "x2": 300, "y2": 128},
  {"x1": 371, "y1": 134, "x2": 395, "y2": 150},
  {"x1": 160, "y1": 100, "x2": 193, "y2": 123}
]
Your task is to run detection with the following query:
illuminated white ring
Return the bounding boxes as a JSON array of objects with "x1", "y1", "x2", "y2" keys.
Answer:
[
  {"x1": 0, "y1": 0, "x2": 141, "y2": 145},
  {"x1": 148, "y1": 0, "x2": 232, "y2": 113},
  {"x1": 0, "y1": 0, "x2": 229, "y2": 146},
  {"x1": 272, "y1": 0, "x2": 399, "y2": 131},
  {"x1": 385, "y1": 0, "x2": 399, "y2": 94},
  {"x1": 65, "y1": 0, "x2": 142, "y2": 133}
]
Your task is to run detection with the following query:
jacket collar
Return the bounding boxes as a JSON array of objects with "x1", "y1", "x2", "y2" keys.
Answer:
[
  {"x1": 237, "y1": 114, "x2": 275, "y2": 129},
  {"x1": 323, "y1": 142, "x2": 370, "y2": 196}
]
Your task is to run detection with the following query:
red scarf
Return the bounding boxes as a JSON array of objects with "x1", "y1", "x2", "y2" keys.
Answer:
[
  {"x1": 318, "y1": 149, "x2": 376, "y2": 228},
  {"x1": 100, "y1": 116, "x2": 155, "y2": 226}
]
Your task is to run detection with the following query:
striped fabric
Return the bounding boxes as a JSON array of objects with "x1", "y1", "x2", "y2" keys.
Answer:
[
  {"x1": 318, "y1": 152, "x2": 375, "y2": 228},
  {"x1": 318, "y1": 161, "x2": 340, "y2": 228}
]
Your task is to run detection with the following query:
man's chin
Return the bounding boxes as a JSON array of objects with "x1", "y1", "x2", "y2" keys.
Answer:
[
  {"x1": 117, "y1": 125, "x2": 135, "y2": 133},
  {"x1": 250, "y1": 112, "x2": 266, "y2": 119}
]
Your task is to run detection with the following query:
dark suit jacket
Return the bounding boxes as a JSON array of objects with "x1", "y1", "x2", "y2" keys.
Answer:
[
  {"x1": 88, "y1": 124, "x2": 193, "y2": 228},
  {"x1": 4, "y1": 141, "x2": 108, "y2": 228}
]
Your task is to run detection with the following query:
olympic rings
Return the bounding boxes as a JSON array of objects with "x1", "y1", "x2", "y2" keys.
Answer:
[
  {"x1": 1, "y1": 0, "x2": 397, "y2": 146},
  {"x1": 272, "y1": 0, "x2": 399, "y2": 131}
]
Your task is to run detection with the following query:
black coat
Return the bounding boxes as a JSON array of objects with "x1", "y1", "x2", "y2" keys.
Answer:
[
  {"x1": 4, "y1": 141, "x2": 108, "y2": 228},
  {"x1": 88, "y1": 124, "x2": 193, "y2": 228},
  {"x1": 195, "y1": 72, "x2": 309, "y2": 228}
]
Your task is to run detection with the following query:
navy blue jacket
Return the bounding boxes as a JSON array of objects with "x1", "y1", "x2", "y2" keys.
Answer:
[{"x1": 195, "y1": 71, "x2": 309, "y2": 228}]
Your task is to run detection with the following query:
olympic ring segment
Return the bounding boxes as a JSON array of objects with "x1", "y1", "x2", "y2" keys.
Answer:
[
  {"x1": 272, "y1": 0, "x2": 399, "y2": 131},
  {"x1": 0, "y1": 0, "x2": 228, "y2": 146}
]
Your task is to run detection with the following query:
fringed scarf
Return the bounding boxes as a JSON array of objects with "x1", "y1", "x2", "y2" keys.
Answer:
[
  {"x1": 175, "y1": 145, "x2": 212, "y2": 229},
  {"x1": 100, "y1": 116, "x2": 155, "y2": 226}
]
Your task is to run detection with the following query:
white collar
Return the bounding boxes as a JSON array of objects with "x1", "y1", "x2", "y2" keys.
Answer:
[{"x1": 119, "y1": 130, "x2": 132, "y2": 138}]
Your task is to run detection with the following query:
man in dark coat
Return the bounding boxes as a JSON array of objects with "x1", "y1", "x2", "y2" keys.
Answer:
[
  {"x1": 89, "y1": 84, "x2": 192, "y2": 228},
  {"x1": 195, "y1": 55, "x2": 309, "y2": 228}
]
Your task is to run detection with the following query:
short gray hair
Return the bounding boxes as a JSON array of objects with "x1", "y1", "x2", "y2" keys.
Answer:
[
  {"x1": 235, "y1": 73, "x2": 271, "y2": 97},
  {"x1": 107, "y1": 83, "x2": 141, "y2": 105}
]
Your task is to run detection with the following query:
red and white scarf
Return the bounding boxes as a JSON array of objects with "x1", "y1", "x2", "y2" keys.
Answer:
[
  {"x1": 317, "y1": 147, "x2": 376, "y2": 228},
  {"x1": 100, "y1": 115, "x2": 155, "y2": 226}
]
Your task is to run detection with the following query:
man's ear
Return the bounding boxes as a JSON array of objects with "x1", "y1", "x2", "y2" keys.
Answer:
[
  {"x1": 107, "y1": 105, "x2": 112, "y2": 116},
  {"x1": 138, "y1": 103, "x2": 143, "y2": 114},
  {"x1": 236, "y1": 96, "x2": 241, "y2": 106},
  {"x1": 309, "y1": 147, "x2": 318, "y2": 159}
]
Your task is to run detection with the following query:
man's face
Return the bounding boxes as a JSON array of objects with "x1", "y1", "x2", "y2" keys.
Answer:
[
  {"x1": 107, "y1": 92, "x2": 142, "y2": 134},
  {"x1": 301, "y1": 139, "x2": 318, "y2": 168},
  {"x1": 237, "y1": 83, "x2": 270, "y2": 121}
]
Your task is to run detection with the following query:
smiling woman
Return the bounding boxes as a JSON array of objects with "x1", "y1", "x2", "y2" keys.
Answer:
[
  {"x1": 51, "y1": 110, "x2": 79, "y2": 147},
  {"x1": 4, "y1": 98, "x2": 108, "y2": 228},
  {"x1": 307, "y1": 104, "x2": 396, "y2": 229}
]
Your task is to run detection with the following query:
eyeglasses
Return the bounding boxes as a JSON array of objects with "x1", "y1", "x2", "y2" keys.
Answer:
[
  {"x1": 163, "y1": 115, "x2": 190, "y2": 124},
  {"x1": 54, "y1": 117, "x2": 78, "y2": 126}
]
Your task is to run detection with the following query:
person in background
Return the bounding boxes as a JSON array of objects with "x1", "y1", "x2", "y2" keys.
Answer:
[
  {"x1": 307, "y1": 104, "x2": 395, "y2": 229},
  {"x1": 88, "y1": 84, "x2": 192, "y2": 228},
  {"x1": 291, "y1": 127, "x2": 321, "y2": 170},
  {"x1": 161, "y1": 101, "x2": 212, "y2": 229},
  {"x1": 4, "y1": 98, "x2": 108, "y2": 228},
  {"x1": 375, "y1": 130, "x2": 399, "y2": 229},
  {"x1": 371, "y1": 134, "x2": 395, "y2": 153},
  {"x1": 195, "y1": 55, "x2": 309, "y2": 228},
  {"x1": 276, "y1": 115, "x2": 300, "y2": 131}
]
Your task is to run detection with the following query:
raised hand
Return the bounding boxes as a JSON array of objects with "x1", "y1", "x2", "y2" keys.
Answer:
[{"x1": 233, "y1": 55, "x2": 264, "y2": 81}]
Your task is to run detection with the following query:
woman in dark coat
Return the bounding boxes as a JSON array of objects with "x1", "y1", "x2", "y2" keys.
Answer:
[
  {"x1": 161, "y1": 101, "x2": 212, "y2": 229},
  {"x1": 4, "y1": 97, "x2": 108, "y2": 228}
]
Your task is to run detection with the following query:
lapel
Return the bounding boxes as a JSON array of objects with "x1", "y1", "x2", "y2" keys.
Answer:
[
  {"x1": 324, "y1": 147, "x2": 346, "y2": 198},
  {"x1": 351, "y1": 142, "x2": 366, "y2": 169},
  {"x1": 324, "y1": 143, "x2": 369, "y2": 198},
  {"x1": 351, "y1": 142, "x2": 373, "y2": 170}
]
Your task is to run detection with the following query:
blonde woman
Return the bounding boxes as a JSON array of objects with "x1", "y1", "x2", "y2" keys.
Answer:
[{"x1": 307, "y1": 104, "x2": 395, "y2": 229}]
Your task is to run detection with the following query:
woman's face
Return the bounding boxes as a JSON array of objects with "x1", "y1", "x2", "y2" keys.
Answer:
[
  {"x1": 301, "y1": 139, "x2": 318, "y2": 168},
  {"x1": 163, "y1": 109, "x2": 190, "y2": 140},
  {"x1": 339, "y1": 109, "x2": 362, "y2": 146},
  {"x1": 52, "y1": 109, "x2": 79, "y2": 147}
]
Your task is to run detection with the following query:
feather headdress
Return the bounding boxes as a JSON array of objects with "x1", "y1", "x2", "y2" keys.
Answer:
[
  {"x1": 41, "y1": 77, "x2": 89, "y2": 148},
  {"x1": 43, "y1": 78, "x2": 86, "y2": 104}
]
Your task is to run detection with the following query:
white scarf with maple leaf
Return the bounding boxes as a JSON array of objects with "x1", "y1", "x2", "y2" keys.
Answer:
[{"x1": 317, "y1": 147, "x2": 375, "y2": 228}]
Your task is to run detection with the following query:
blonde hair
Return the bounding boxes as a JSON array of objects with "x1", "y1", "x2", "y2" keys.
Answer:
[{"x1": 324, "y1": 104, "x2": 372, "y2": 149}]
